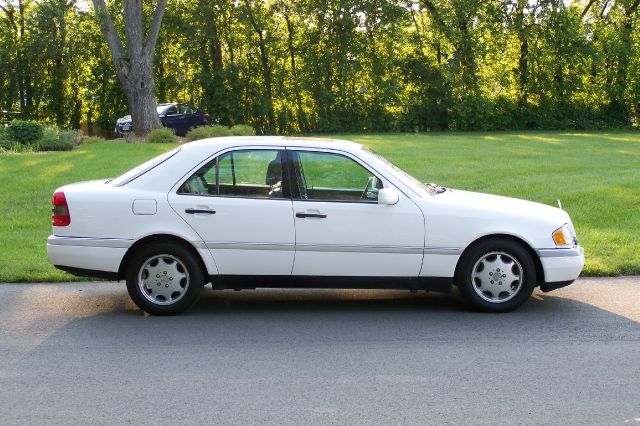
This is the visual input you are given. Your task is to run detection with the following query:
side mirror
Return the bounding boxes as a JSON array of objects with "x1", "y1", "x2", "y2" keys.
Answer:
[{"x1": 378, "y1": 188, "x2": 399, "y2": 205}]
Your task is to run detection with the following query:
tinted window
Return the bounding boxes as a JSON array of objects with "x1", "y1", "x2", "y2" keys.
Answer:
[
  {"x1": 179, "y1": 149, "x2": 286, "y2": 199},
  {"x1": 291, "y1": 151, "x2": 382, "y2": 202}
]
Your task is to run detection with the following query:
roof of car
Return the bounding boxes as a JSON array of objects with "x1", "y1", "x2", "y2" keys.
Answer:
[{"x1": 180, "y1": 136, "x2": 364, "y2": 152}]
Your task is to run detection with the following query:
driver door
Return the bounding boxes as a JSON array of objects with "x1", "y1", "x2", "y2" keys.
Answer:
[{"x1": 288, "y1": 148, "x2": 425, "y2": 277}]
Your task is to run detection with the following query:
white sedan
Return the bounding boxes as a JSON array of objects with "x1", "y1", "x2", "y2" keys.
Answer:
[{"x1": 47, "y1": 137, "x2": 584, "y2": 315}]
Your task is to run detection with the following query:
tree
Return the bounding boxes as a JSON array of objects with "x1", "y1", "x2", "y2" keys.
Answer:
[{"x1": 91, "y1": 0, "x2": 168, "y2": 135}]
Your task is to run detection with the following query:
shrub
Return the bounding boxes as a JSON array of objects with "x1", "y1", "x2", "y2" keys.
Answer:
[
  {"x1": 59, "y1": 129, "x2": 83, "y2": 146},
  {"x1": 229, "y1": 124, "x2": 255, "y2": 136},
  {"x1": 7, "y1": 120, "x2": 44, "y2": 145},
  {"x1": 186, "y1": 124, "x2": 231, "y2": 141},
  {"x1": 0, "y1": 127, "x2": 12, "y2": 149},
  {"x1": 186, "y1": 124, "x2": 256, "y2": 141},
  {"x1": 36, "y1": 127, "x2": 73, "y2": 151},
  {"x1": 147, "y1": 128, "x2": 177, "y2": 144}
]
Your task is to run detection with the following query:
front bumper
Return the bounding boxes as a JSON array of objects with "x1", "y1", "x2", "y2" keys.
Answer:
[{"x1": 537, "y1": 245, "x2": 585, "y2": 291}]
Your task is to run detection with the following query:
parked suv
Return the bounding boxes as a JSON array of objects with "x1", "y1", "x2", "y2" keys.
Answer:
[{"x1": 115, "y1": 103, "x2": 209, "y2": 136}]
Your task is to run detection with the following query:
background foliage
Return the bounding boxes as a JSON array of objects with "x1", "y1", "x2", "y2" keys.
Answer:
[{"x1": 1, "y1": 0, "x2": 639, "y2": 135}]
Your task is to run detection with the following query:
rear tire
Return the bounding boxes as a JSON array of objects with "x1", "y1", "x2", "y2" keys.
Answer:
[
  {"x1": 126, "y1": 242, "x2": 204, "y2": 315},
  {"x1": 456, "y1": 238, "x2": 536, "y2": 313}
]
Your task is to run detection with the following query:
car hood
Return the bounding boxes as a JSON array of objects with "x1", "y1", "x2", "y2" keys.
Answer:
[
  {"x1": 445, "y1": 188, "x2": 561, "y2": 213},
  {"x1": 118, "y1": 115, "x2": 132, "y2": 122},
  {"x1": 415, "y1": 188, "x2": 577, "y2": 250},
  {"x1": 433, "y1": 188, "x2": 572, "y2": 228}
]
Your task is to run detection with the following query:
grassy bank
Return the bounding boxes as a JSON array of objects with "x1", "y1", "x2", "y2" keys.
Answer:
[{"x1": 0, "y1": 132, "x2": 638, "y2": 282}]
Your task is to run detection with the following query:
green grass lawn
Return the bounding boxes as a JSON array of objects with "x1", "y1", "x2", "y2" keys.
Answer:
[{"x1": 0, "y1": 132, "x2": 638, "y2": 282}]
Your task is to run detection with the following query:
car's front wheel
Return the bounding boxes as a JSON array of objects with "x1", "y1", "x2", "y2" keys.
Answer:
[
  {"x1": 126, "y1": 242, "x2": 204, "y2": 315},
  {"x1": 456, "y1": 238, "x2": 536, "y2": 312}
]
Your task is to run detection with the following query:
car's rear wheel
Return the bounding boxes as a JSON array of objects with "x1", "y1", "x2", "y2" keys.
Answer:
[
  {"x1": 456, "y1": 238, "x2": 536, "y2": 312},
  {"x1": 126, "y1": 242, "x2": 204, "y2": 315}
]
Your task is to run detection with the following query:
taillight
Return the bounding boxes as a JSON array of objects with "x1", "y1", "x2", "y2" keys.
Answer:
[{"x1": 52, "y1": 191, "x2": 70, "y2": 226}]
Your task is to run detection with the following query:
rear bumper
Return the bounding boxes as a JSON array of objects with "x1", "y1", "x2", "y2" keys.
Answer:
[
  {"x1": 537, "y1": 245, "x2": 585, "y2": 291},
  {"x1": 54, "y1": 265, "x2": 118, "y2": 280},
  {"x1": 47, "y1": 236, "x2": 128, "y2": 278}
]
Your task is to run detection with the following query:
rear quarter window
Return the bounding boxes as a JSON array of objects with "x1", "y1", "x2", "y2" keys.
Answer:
[{"x1": 109, "y1": 148, "x2": 181, "y2": 186}]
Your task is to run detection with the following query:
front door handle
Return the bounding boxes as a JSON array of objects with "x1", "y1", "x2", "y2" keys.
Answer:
[
  {"x1": 296, "y1": 212, "x2": 327, "y2": 219},
  {"x1": 185, "y1": 208, "x2": 216, "y2": 215}
]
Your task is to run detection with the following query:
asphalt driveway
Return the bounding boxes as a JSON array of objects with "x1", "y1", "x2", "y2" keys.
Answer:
[{"x1": 0, "y1": 277, "x2": 639, "y2": 425}]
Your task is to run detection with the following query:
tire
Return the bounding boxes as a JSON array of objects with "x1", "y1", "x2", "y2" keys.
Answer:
[
  {"x1": 126, "y1": 241, "x2": 204, "y2": 315},
  {"x1": 455, "y1": 238, "x2": 536, "y2": 313}
]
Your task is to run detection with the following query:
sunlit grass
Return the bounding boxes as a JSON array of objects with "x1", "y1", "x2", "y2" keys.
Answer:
[
  {"x1": 0, "y1": 131, "x2": 638, "y2": 282},
  {"x1": 0, "y1": 142, "x2": 178, "y2": 282}
]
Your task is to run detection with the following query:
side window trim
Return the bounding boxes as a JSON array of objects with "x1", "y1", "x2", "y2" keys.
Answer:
[
  {"x1": 285, "y1": 148, "x2": 385, "y2": 204},
  {"x1": 176, "y1": 147, "x2": 292, "y2": 200}
]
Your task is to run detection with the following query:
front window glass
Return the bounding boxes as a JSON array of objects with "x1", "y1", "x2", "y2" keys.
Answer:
[
  {"x1": 291, "y1": 151, "x2": 382, "y2": 202},
  {"x1": 178, "y1": 149, "x2": 286, "y2": 199}
]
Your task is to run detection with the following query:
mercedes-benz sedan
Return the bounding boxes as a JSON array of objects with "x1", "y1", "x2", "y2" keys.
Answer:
[{"x1": 47, "y1": 137, "x2": 584, "y2": 315}]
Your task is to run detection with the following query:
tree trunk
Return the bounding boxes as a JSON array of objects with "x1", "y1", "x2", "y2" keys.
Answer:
[
  {"x1": 17, "y1": 0, "x2": 30, "y2": 116},
  {"x1": 53, "y1": 1, "x2": 68, "y2": 127},
  {"x1": 125, "y1": 57, "x2": 160, "y2": 134},
  {"x1": 92, "y1": 0, "x2": 167, "y2": 136},
  {"x1": 205, "y1": 5, "x2": 226, "y2": 124},
  {"x1": 421, "y1": 0, "x2": 478, "y2": 92},
  {"x1": 282, "y1": 4, "x2": 306, "y2": 131},
  {"x1": 515, "y1": 0, "x2": 529, "y2": 105},
  {"x1": 243, "y1": 0, "x2": 275, "y2": 133}
]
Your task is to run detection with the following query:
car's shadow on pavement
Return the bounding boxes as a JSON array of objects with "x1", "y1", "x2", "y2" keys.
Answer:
[{"x1": 47, "y1": 286, "x2": 638, "y2": 345}]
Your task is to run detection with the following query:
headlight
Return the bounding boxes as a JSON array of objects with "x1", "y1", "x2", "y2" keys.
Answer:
[{"x1": 552, "y1": 224, "x2": 575, "y2": 248}]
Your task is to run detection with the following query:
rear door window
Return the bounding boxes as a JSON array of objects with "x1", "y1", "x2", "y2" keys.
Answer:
[{"x1": 178, "y1": 149, "x2": 288, "y2": 199}]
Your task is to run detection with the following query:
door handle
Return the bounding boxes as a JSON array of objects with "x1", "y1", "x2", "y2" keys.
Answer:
[
  {"x1": 296, "y1": 212, "x2": 327, "y2": 219},
  {"x1": 185, "y1": 208, "x2": 216, "y2": 215}
]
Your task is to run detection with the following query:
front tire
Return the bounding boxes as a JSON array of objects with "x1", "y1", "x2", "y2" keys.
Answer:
[
  {"x1": 456, "y1": 238, "x2": 536, "y2": 313},
  {"x1": 126, "y1": 242, "x2": 204, "y2": 315}
]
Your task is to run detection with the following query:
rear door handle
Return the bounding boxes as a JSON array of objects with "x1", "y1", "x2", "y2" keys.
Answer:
[
  {"x1": 296, "y1": 212, "x2": 327, "y2": 219},
  {"x1": 185, "y1": 208, "x2": 216, "y2": 215}
]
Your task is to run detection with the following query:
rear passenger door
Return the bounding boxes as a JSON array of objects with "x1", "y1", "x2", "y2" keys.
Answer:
[{"x1": 168, "y1": 148, "x2": 295, "y2": 275}]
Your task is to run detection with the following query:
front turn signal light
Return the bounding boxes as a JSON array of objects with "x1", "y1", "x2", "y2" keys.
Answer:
[{"x1": 552, "y1": 225, "x2": 573, "y2": 248}]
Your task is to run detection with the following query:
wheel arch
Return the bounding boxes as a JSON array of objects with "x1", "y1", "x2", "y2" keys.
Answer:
[
  {"x1": 118, "y1": 234, "x2": 210, "y2": 282},
  {"x1": 454, "y1": 234, "x2": 545, "y2": 285}
]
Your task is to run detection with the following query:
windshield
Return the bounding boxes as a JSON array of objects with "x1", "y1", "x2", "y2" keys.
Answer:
[
  {"x1": 109, "y1": 147, "x2": 181, "y2": 186},
  {"x1": 362, "y1": 147, "x2": 438, "y2": 196}
]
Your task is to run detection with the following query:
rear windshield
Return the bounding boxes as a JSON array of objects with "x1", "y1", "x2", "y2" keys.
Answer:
[{"x1": 109, "y1": 147, "x2": 181, "y2": 186}]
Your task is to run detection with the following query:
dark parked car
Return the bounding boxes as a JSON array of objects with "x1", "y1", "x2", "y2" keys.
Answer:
[{"x1": 115, "y1": 103, "x2": 210, "y2": 136}]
